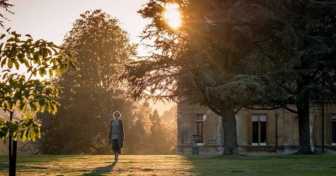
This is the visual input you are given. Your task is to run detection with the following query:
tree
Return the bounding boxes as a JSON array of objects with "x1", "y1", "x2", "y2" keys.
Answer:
[
  {"x1": 149, "y1": 110, "x2": 173, "y2": 153},
  {"x1": 223, "y1": 0, "x2": 336, "y2": 153},
  {"x1": 193, "y1": 0, "x2": 336, "y2": 154},
  {"x1": 123, "y1": 0, "x2": 336, "y2": 154},
  {"x1": 117, "y1": 101, "x2": 176, "y2": 155},
  {"x1": 123, "y1": 0, "x2": 251, "y2": 154},
  {"x1": 0, "y1": 31, "x2": 71, "y2": 176},
  {"x1": 39, "y1": 10, "x2": 136, "y2": 154}
]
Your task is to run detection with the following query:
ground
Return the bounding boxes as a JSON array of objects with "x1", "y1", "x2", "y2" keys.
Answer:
[{"x1": 0, "y1": 154, "x2": 336, "y2": 175}]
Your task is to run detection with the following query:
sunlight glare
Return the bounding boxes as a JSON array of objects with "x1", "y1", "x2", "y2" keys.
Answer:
[{"x1": 163, "y1": 3, "x2": 182, "y2": 30}]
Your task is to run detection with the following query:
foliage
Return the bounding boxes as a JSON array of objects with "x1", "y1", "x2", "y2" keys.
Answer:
[
  {"x1": 123, "y1": 0, "x2": 187, "y2": 101},
  {"x1": 123, "y1": 0, "x2": 255, "y2": 154},
  {"x1": 39, "y1": 10, "x2": 137, "y2": 154},
  {"x1": 0, "y1": 0, "x2": 12, "y2": 27},
  {"x1": 149, "y1": 109, "x2": 175, "y2": 153},
  {"x1": 127, "y1": 0, "x2": 336, "y2": 112},
  {"x1": 124, "y1": 0, "x2": 253, "y2": 108},
  {"x1": 123, "y1": 0, "x2": 336, "y2": 154},
  {"x1": 123, "y1": 103, "x2": 176, "y2": 154},
  {"x1": 222, "y1": 1, "x2": 336, "y2": 153},
  {"x1": 0, "y1": 117, "x2": 41, "y2": 142},
  {"x1": 0, "y1": 30, "x2": 72, "y2": 141},
  {"x1": 236, "y1": 0, "x2": 336, "y2": 102}
]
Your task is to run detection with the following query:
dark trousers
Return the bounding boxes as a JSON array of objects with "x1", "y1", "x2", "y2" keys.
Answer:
[{"x1": 112, "y1": 139, "x2": 121, "y2": 154}]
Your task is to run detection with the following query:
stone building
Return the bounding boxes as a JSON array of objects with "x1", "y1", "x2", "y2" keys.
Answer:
[{"x1": 177, "y1": 100, "x2": 336, "y2": 155}]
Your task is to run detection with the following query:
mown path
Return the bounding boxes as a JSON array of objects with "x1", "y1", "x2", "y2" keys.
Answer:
[{"x1": 1, "y1": 154, "x2": 336, "y2": 176}]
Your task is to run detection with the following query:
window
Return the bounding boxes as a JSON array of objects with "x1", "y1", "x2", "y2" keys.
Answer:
[
  {"x1": 194, "y1": 113, "x2": 205, "y2": 143},
  {"x1": 332, "y1": 116, "x2": 336, "y2": 145},
  {"x1": 252, "y1": 114, "x2": 267, "y2": 146}
]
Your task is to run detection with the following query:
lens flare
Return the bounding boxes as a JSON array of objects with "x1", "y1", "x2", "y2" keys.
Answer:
[{"x1": 163, "y1": 3, "x2": 182, "y2": 30}]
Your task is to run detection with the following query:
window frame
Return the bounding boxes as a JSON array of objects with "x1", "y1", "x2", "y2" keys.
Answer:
[
  {"x1": 194, "y1": 113, "x2": 205, "y2": 144},
  {"x1": 332, "y1": 115, "x2": 336, "y2": 146},
  {"x1": 251, "y1": 114, "x2": 268, "y2": 146}
]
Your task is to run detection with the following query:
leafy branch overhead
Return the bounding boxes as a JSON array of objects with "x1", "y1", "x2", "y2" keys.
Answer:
[
  {"x1": 0, "y1": 30, "x2": 73, "y2": 141},
  {"x1": 0, "y1": 31, "x2": 73, "y2": 78},
  {"x1": 0, "y1": 0, "x2": 13, "y2": 27}
]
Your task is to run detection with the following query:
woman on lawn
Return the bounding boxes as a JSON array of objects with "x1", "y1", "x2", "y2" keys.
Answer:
[{"x1": 109, "y1": 111, "x2": 124, "y2": 162}]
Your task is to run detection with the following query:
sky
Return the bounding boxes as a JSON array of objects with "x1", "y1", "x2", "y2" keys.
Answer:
[{"x1": 5, "y1": 0, "x2": 174, "y2": 114}]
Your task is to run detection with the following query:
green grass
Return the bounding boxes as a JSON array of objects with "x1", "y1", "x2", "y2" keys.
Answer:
[
  {"x1": 190, "y1": 155, "x2": 336, "y2": 176},
  {"x1": 0, "y1": 154, "x2": 336, "y2": 175}
]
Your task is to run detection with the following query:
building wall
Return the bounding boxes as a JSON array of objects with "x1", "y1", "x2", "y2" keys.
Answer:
[
  {"x1": 177, "y1": 102, "x2": 336, "y2": 155},
  {"x1": 236, "y1": 108, "x2": 299, "y2": 153},
  {"x1": 177, "y1": 101, "x2": 223, "y2": 155},
  {"x1": 312, "y1": 104, "x2": 336, "y2": 151}
]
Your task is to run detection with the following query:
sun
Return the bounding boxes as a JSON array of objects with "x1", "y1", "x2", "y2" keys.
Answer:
[{"x1": 163, "y1": 3, "x2": 182, "y2": 30}]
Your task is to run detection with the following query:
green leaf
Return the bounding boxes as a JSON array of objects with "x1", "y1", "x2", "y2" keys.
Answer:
[
  {"x1": 7, "y1": 59, "x2": 13, "y2": 68},
  {"x1": 14, "y1": 60, "x2": 20, "y2": 69},
  {"x1": 38, "y1": 68, "x2": 46, "y2": 76},
  {"x1": 0, "y1": 30, "x2": 71, "y2": 142}
]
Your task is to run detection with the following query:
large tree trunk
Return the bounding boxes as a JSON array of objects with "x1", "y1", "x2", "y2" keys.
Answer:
[
  {"x1": 192, "y1": 70, "x2": 238, "y2": 155},
  {"x1": 221, "y1": 108, "x2": 238, "y2": 155},
  {"x1": 297, "y1": 97, "x2": 313, "y2": 154}
]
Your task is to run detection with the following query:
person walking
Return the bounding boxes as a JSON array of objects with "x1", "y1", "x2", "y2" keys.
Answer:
[{"x1": 109, "y1": 111, "x2": 124, "y2": 162}]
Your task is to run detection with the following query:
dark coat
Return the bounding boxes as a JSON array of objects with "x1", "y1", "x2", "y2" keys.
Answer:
[{"x1": 109, "y1": 119, "x2": 124, "y2": 147}]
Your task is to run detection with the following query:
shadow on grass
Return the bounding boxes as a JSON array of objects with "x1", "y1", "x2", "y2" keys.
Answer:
[
  {"x1": 0, "y1": 162, "x2": 8, "y2": 172},
  {"x1": 82, "y1": 161, "x2": 117, "y2": 176},
  {"x1": 0, "y1": 155, "x2": 69, "y2": 172},
  {"x1": 187, "y1": 155, "x2": 248, "y2": 176},
  {"x1": 187, "y1": 154, "x2": 336, "y2": 176}
]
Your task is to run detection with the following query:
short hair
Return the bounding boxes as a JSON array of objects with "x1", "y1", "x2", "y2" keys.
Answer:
[{"x1": 113, "y1": 111, "x2": 122, "y2": 119}]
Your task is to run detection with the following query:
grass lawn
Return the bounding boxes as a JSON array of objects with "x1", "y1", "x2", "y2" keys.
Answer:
[{"x1": 0, "y1": 154, "x2": 336, "y2": 175}]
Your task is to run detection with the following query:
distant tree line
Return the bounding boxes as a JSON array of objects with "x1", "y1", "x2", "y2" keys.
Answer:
[{"x1": 122, "y1": 103, "x2": 176, "y2": 154}]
